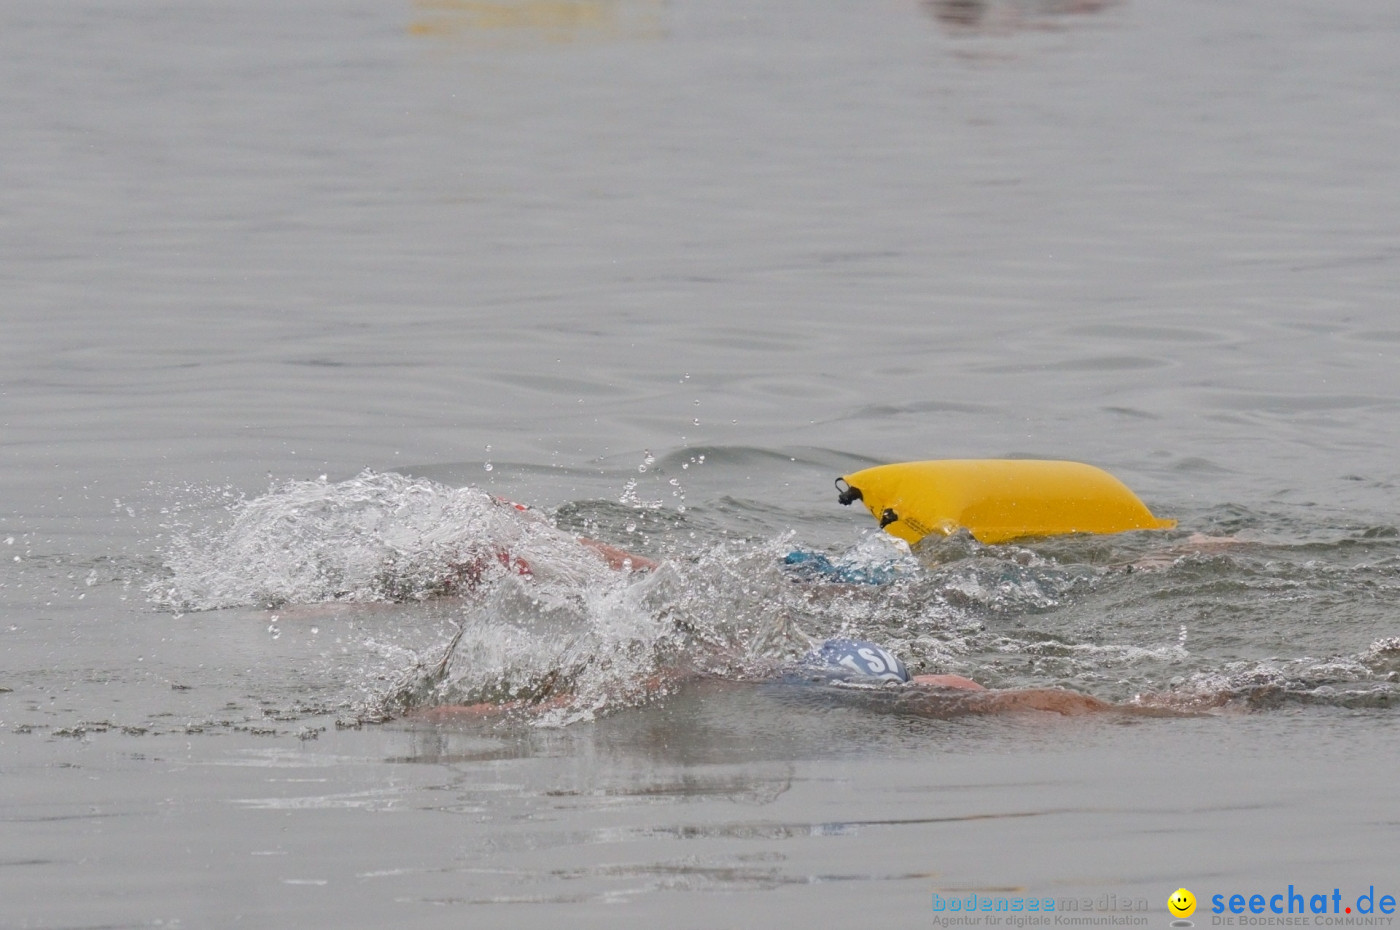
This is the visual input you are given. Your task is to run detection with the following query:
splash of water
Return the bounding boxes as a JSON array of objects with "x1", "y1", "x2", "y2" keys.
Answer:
[{"x1": 150, "y1": 470, "x2": 619, "y2": 611}]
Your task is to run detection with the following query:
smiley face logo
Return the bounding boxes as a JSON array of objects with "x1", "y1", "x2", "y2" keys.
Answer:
[{"x1": 1168, "y1": 888, "x2": 1197, "y2": 919}]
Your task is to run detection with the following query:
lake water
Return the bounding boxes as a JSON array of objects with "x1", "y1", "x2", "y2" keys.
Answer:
[{"x1": 4, "y1": 0, "x2": 1400, "y2": 926}]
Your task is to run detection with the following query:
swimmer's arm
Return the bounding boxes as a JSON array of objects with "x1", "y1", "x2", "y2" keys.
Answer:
[
  {"x1": 494, "y1": 497, "x2": 657, "y2": 572},
  {"x1": 407, "y1": 692, "x2": 573, "y2": 721},
  {"x1": 906, "y1": 678, "x2": 1124, "y2": 715},
  {"x1": 406, "y1": 667, "x2": 691, "y2": 722},
  {"x1": 909, "y1": 674, "x2": 985, "y2": 691},
  {"x1": 968, "y1": 688, "x2": 1116, "y2": 715},
  {"x1": 579, "y1": 538, "x2": 658, "y2": 572},
  {"x1": 919, "y1": 685, "x2": 1194, "y2": 716},
  {"x1": 440, "y1": 537, "x2": 653, "y2": 588},
  {"x1": 1122, "y1": 532, "x2": 1249, "y2": 572}
]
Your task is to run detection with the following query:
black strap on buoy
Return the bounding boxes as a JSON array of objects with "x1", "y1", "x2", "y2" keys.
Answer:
[
  {"x1": 879, "y1": 508, "x2": 899, "y2": 528},
  {"x1": 835, "y1": 477, "x2": 863, "y2": 506}
]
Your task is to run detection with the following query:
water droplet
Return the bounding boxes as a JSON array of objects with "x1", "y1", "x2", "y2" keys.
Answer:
[{"x1": 484, "y1": 462, "x2": 493, "y2": 472}]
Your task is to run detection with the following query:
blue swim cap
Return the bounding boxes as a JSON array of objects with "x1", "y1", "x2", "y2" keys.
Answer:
[{"x1": 803, "y1": 638, "x2": 910, "y2": 683}]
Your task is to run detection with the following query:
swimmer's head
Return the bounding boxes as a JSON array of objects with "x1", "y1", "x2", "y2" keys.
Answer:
[{"x1": 804, "y1": 639, "x2": 910, "y2": 683}]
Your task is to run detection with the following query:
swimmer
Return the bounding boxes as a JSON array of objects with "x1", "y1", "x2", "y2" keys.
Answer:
[
  {"x1": 408, "y1": 637, "x2": 1151, "y2": 722},
  {"x1": 252, "y1": 493, "x2": 658, "y2": 610},
  {"x1": 782, "y1": 531, "x2": 1249, "y2": 586},
  {"x1": 776, "y1": 638, "x2": 1126, "y2": 717}
]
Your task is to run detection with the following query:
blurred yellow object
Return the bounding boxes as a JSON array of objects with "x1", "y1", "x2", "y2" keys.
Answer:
[
  {"x1": 408, "y1": 0, "x2": 663, "y2": 46},
  {"x1": 836, "y1": 459, "x2": 1175, "y2": 545}
]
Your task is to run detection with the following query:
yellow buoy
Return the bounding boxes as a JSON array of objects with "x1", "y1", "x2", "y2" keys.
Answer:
[{"x1": 836, "y1": 459, "x2": 1175, "y2": 545}]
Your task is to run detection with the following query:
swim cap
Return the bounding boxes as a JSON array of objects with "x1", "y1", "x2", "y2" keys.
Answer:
[
  {"x1": 781, "y1": 549, "x2": 903, "y2": 585},
  {"x1": 804, "y1": 638, "x2": 910, "y2": 683}
]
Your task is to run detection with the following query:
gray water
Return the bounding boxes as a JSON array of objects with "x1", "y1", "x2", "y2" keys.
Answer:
[{"x1": 4, "y1": 0, "x2": 1400, "y2": 926}]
